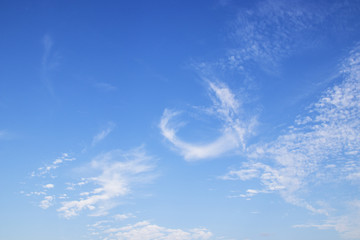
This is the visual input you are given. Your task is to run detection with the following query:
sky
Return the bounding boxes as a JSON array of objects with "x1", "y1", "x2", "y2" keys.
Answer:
[{"x1": 1, "y1": 0, "x2": 360, "y2": 239}]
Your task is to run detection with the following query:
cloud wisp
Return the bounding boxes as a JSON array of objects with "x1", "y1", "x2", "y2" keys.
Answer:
[
  {"x1": 94, "y1": 82, "x2": 118, "y2": 92},
  {"x1": 160, "y1": 80, "x2": 256, "y2": 161},
  {"x1": 41, "y1": 34, "x2": 59, "y2": 96},
  {"x1": 92, "y1": 122, "x2": 116, "y2": 147},
  {"x1": 293, "y1": 200, "x2": 360, "y2": 239}
]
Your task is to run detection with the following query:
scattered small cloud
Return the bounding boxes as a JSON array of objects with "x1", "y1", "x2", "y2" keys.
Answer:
[{"x1": 31, "y1": 153, "x2": 75, "y2": 177}]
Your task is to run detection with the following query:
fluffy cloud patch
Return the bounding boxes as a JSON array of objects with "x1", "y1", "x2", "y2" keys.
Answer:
[
  {"x1": 39, "y1": 195, "x2": 55, "y2": 209},
  {"x1": 58, "y1": 147, "x2": 156, "y2": 218}
]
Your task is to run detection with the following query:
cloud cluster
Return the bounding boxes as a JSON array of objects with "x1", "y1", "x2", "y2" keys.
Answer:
[
  {"x1": 224, "y1": 0, "x2": 357, "y2": 71},
  {"x1": 221, "y1": 44, "x2": 360, "y2": 236},
  {"x1": 23, "y1": 153, "x2": 74, "y2": 210},
  {"x1": 31, "y1": 153, "x2": 75, "y2": 177}
]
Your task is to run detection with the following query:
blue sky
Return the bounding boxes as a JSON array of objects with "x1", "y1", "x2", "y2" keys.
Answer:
[{"x1": 1, "y1": 0, "x2": 360, "y2": 239}]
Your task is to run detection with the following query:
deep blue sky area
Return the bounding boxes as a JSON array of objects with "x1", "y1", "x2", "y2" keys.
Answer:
[{"x1": 1, "y1": 1, "x2": 360, "y2": 240}]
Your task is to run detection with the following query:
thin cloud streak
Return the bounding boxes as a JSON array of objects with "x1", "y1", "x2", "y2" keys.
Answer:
[
  {"x1": 92, "y1": 122, "x2": 116, "y2": 146},
  {"x1": 41, "y1": 34, "x2": 60, "y2": 96},
  {"x1": 160, "y1": 109, "x2": 240, "y2": 160},
  {"x1": 94, "y1": 82, "x2": 118, "y2": 91}
]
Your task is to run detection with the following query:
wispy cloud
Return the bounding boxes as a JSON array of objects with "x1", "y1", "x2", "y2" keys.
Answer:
[
  {"x1": 293, "y1": 201, "x2": 360, "y2": 239},
  {"x1": 0, "y1": 130, "x2": 8, "y2": 140},
  {"x1": 42, "y1": 34, "x2": 53, "y2": 67},
  {"x1": 113, "y1": 213, "x2": 136, "y2": 221},
  {"x1": 160, "y1": 81, "x2": 256, "y2": 160},
  {"x1": 221, "y1": 44, "x2": 360, "y2": 233},
  {"x1": 58, "y1": 147, "x2": 156, "y2": 218},
  {"x1": 41, "y1": 34, "x2": 60, "y2": 96},
  {"x1": 92, "y1": 122, "x2": 116, "y2": 146},
  {"x1": 94, "y1": 82, "x2": 118, "y2": 91},
  {"x1": 89, "y1": 220, "x2": 213, "y2": 240}
]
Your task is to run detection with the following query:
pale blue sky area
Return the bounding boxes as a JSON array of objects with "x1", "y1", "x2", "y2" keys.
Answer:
[{"x1": 1, "y1": 1, "x2": 360, "y2": 240}]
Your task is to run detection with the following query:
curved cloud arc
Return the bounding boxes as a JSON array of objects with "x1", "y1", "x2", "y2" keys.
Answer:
[{"x1": 159, "y1": 81, "x2": 254, "y2": 161}]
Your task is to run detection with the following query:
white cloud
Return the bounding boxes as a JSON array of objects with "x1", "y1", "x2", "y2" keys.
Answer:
[
  {"x1": 39, "y1": 195, "x2": 55, "y2": 209},
  {"x1": 25, "y1": 153, "x2": 76, "y2": 210},
  {"x1": 113, "y1": 213, "x2": 135, "y2": 221},
  {"x1": 43, "y1": 184, "x2": 54, "y2": 189},
  {"x1": 58, "y1": 147, "x2": 156, "y2": 218},
  {"x1": 92, "y1": 122, "x2": 116, "y2": 146},
  {"x1": 222, "y1": 44, "x2": 360, "y2": 219},
  {"x1": 94, "y1": 82, "x2": 118, "y2": 91},
  {"x1": 160, "y1": 81, "x2": 255, "y2": 160},
  {"x1": 53, "y1": 158, "x2": 63, "y2": 164},
  {"x1": 92, "y1": 220, "x2": 213, "y2": 240},
  {"x1": 220, "y1": 168, "x2": 259, "y2": 181},
  {"x1": 223, "y1": 0, "x2": 320, "y2": 71}
]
